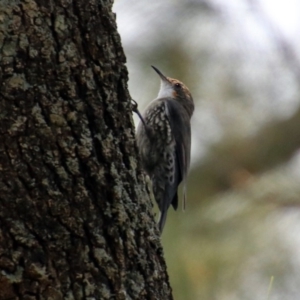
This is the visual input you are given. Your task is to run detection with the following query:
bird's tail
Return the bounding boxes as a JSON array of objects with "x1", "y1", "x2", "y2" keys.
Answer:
[{"x1": 158, "y1": 209, "x2": 168, "y2": 234}]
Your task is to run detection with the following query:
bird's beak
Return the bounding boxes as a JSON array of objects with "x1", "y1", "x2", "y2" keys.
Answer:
[
  {"x1": 151, "y1": 66, "x2": 168, "y2": 82},
  {"x1": 152, "y1": 66, "x2": 174, "y2": 99}
]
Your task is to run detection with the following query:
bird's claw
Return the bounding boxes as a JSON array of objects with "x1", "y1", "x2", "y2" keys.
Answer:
[{"x1": 131, "y1": 99, "x2": 139, "y2": 113}]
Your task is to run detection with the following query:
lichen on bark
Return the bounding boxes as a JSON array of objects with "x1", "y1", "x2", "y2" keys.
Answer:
[{"x1": 0, "y1": 0, "x2": 173, "y2": 299}]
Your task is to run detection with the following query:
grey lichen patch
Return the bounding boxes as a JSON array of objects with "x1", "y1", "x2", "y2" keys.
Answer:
[
  {"x1": 31, "y1": 103, "x2": 47, "y2": 125},
  {"x1": 8, "y1": 116, "x2": 27, "y2": 135},
  {"x1": 2, "y1": 57, "x2": 14, "y2": 75},
  {"x1": 135, "y1": 252, "x2": 148, "y2": 270},
  {"x1": 34, "y1": 17, "x2": 42, "y2": 26},
  {"x1": 128, "y1": 156, "x2": 137, "y2": 171},
  {"x1": 48, "y1": 99, "x2": 67, "y2": 120},
  {"x1": 41, "y1": 39, "x2": 55, "y2": 59},
  {"x1": 1, "y1": 266, "x2": 24, "y2": 283},
  {"x1": 9, "y1": 15, "x2": 22, "y2": 32},
  {"x1": 44, "y1": 149, "x2": 59, "y2": 164},
  {"x1": 60, "y1": 0, "x2": 73, "y2": 8},
  {"x1": 57, "y1": 136, "x2": 76, "y2": 155},
  {"x1": 49, "y1": 114, "x2": 67, "y2": 127},
  {"x1": 99, "y1": 284, "x2": 113, "y2": 300},
  {"x1": 55, "y1": 165, "x2": 70, "y2": 181},
  {"x1": 116, "y1": 289, "x2": 128, "y2": 300},
  {"x1": 61, "y1": 42, "x2": 80, "y2": 65},
  {"x1": 110, "y1": 163, "x2": 122, "y2": 185},
  {"x1": 65, "y1": 157, "x2": 80, "y2": 175},
  {"x1": 2, "y1": 74, "x2": 29, "y2": 97},
  {"x1": 93, "y1": 248, "x2": 114, "y2": 266},
  {"x1": 139, "y1": 212, "x2": 153, "y2": 228},
  {"x1": 58, "y1": 50, "x2": 66, "y2": 63},
  {"x1": 87, "y1": 229, "x2": 106, "y2": 247},
  {"x1": 19, "y1": 33, "x2": 29, "y2": 51},
  {"x1": 101, "y1": 132, "x2": 116, "y2": 160},
  {"x1": 9, "y1": 221, "x2": 38, "y2": 248},
  {"x1": 29, "y1": 47, "x2": 39, "y2": 58},
  {"x1": 21, "y1": 0, "x2": 38, "y2": 11},
  {"x1": 72, "y1": 282, "x2": 85, "y2": 299},
  {"x1": 85, "y1": 68, "x2": 96, "y2": 90},
  {"x1": 126, "y1": 272, "x2": 145, "y2": 298},
  {"x1": 0, "y1": 6, "x2": 10, "y2": 35},
  {"x1": 2, "y1": 37, "x2": 18, "y2": 57},
  {"x1": 0, "y1": 257, "x2": 15, "y2": 273},
  {"x1": 77, "y1": 145, "x2": 92, "y2": 159},
  {"x1": 66, "y1": 111, "x2": 78, "y2": 122},
  {"x1": 79, "y1": 129, "x2": 93, "y2": 149},
  {"x1": 54, "y1": 14, "x2": 69, "y2": 37},
  {"x1": 112, "y1": 202, "x2": 129, "y2": 225},
  {"x1": 111, "y1": 182, "x2": 122, "y2": 200},
  {"x1": 66, "y1": 84, "x2": 77, "y2": 98},
  {"x1": 82, "y1": 275, "x2": 96, "y2": 297},
  {"x1": 41, "y1": 178, "x2": 63, "y2": 197},
  {"x1": 72, "y1": 99, "x2": 86, "y2": 112},
  {"x1": 26, "y1": 262, "x2": 47, "y2": 280}
]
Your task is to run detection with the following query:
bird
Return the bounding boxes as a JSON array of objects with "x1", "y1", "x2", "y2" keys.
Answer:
[{"x1": 135, "y1": 66, "x2": 194, "y2": 233}]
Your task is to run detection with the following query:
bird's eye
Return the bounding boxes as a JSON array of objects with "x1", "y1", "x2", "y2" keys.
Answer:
[{"x1": 175, "y1": 83, "x2": 181, "y2": 89}]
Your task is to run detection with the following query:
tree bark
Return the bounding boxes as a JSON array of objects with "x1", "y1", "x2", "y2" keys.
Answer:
[{"x1": 0, "y1": 1, "x2": 172, "y2": 299}]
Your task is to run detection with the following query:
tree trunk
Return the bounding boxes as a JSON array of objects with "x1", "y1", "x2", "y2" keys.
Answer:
[{"x1": 0, "y1": 1, "x2": 173, "y2": 299}]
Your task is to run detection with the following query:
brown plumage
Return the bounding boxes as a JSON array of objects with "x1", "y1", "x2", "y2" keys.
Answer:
[{"x1": 136, "y1": 66, "x2": 194, "y2": 233}]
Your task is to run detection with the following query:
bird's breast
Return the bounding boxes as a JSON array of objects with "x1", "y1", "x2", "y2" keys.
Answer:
[
  {"x1": 145, "y1": 103, "x2": 173, "y2": 145},
  {"x1": 137, "y1": 101, "x2": 175, "y2": 173}
]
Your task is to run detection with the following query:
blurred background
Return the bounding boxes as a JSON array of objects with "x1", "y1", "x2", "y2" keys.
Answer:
[{"x1": 113, "y1": 1, "x2": 300, "y2": 299}]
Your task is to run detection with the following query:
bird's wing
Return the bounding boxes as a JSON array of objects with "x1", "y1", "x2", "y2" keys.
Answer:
[{"x1": 164, "y1": 99, "x2": 191, "y2": 210}]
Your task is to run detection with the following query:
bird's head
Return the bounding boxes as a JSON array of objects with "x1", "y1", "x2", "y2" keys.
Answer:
[{"x1": 152, "y1": 66, "x2": 194, "y2": 117}]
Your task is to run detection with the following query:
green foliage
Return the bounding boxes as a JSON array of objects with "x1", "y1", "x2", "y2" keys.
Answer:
[{"x1": 114, "y1": 1, "x2": 300, "y2": 298}]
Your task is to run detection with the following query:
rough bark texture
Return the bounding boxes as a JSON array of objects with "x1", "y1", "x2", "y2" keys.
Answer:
[{"x1": 0, "y1": 0, "x2": 172, "y2": 299}]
